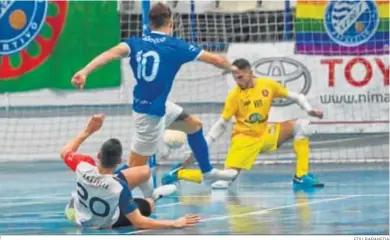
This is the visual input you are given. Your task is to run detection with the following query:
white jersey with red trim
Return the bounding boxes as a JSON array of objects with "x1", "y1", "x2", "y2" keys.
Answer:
[{"x1": 64, "y1": 151, "x2": 137, "y2": 229}]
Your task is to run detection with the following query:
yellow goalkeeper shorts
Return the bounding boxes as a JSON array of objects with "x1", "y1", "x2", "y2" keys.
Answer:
[{"x1": 225, "y1": 123, "x2": 281, "y2": 170}]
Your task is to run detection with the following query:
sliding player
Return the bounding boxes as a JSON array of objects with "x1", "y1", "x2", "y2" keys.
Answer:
[
  {"x1": 61, "y1": 114, "x2": 200, "y2": 229},
  {"x1": 162, "y1": 58, "x2": 324, "y2": 189},
  {"x1": 70, "y1": 3, "x2": 238, "y2": 198}
]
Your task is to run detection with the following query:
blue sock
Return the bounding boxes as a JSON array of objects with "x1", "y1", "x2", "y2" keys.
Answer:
[
  {"x1": 114, "y1": 164, "x2": 128, "y2": 175},
  {"x1": 187, "y1": 128, "x2": 213, "y2": 173}
]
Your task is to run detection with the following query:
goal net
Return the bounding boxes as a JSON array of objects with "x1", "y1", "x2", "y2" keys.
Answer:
[{"x1": 0, "y1": 0, "x2": 388, "y2": 165}]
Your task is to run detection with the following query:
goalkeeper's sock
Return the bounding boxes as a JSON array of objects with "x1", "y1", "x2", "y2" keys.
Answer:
[
  {"x1": 177, "y1": 169, "x2": 203, "y2": 184},
  {"x1": 293, "y1": 137, "x2": 310, "y2": 178},
  {"x1": 114, "y1": 164, "x2": 128, "y2": 175},
  {"x1": 187, "y1": 128, "x2": 213, "y2": 173}
]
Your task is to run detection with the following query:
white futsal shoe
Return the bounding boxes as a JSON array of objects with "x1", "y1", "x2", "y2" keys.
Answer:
[
  {"x1": 203, "y1": 168, "x2": 238, "y2": 181},
  {"x1": 152, "y1": 184, "x2": 177, "y2": 200},
  {"x1": 211, "y1": 180, "x2": 231, "y2": 189}
]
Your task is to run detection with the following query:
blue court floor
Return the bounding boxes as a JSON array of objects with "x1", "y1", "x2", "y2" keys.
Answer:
[{"x1": 0, "y1": 161, "x2": 388, "y2": 235}]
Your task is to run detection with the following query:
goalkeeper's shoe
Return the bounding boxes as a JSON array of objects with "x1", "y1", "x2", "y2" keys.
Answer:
[
  {"x1": 203, "y1": 168, "x2": 238, "y2": 181},
  {"x1": 293, "y1": 174, "x2": 324, "y2": 188},
  {"x1": 307, "y1": 173, "x2": 320, "y2": 183},
  {"x1": 162, "y1": 165, "x2": 238, "y2": 185},
  {"x1": 211, "y1": 180, "x2": 231, "y2": 189},
  {"x1": 161, "y1": 162, "x2": 183, "y2": 185}
]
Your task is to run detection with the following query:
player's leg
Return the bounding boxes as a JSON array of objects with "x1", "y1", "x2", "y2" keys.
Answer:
[
  {"x1": 211, "y1": 121, "x2": 292, "y2": 190},
  {"x1": 117, "y1": 163, "x2": 176, "y2": 200},
  {"x1": 163, "y1": 102, "x2": 237, "y2": 181},
  {"x1": 211, "y1": 134, "x2": 262, "y2": 189},
  {"x1": 114, "y1": 104, "x2": 182, "y2": 197},
  {"x1": 118, "y1": 165, "x2": 151, "y2": 189},
  {"x1": 130, "y1": 113, "x2": 164, "y2": 198},
  {"x1": 167, "y1": 110, "x2": 213, "y2": 173},
  {"x1": 276, "y1": 119, "x2": 323, "y2": 187},
  {"x1": 128, "y1": 111, "x2": 164, "y2": 167},
  {"x1": 164, "y1": 112, "x2": 206, "y2": 183},
  {"x1": 114, "y1": 152, "x2": 157, "y2": 199},
  {"x1": 115, "y1": 113, "x2": 161, "y2": 172},
  {"x1": 136, "y1": 198, "x2": 155, "y2": 216},
  {"x1": 115, "y1": 112, "x2": 176, "y2": 199},
  {"x1": 64, "y1": 193, "x2": 77, "y2": 224},
  {"x1": 111, "y1": 198, "x2": 155, "y2": 228},
  {"x1": 213, "y1": 119, "x2": 322, "y2": 189},
  {"x1": 211, "y1": 169, "x2": 242, "y2": 189},
  {"x1": 163, "y1": 135, "x2": 262, "y2": 188}
]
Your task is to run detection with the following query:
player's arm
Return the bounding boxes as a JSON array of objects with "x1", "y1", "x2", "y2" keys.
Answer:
[
  {"x1": 286, "y1": 91, "x2": 313, "y2": 112},
  {"x1": 80, "y1": 43, "x2": 130, "y2": 76},
  {"x1": 71, "y1": 42, "x2": 130, "y2": 89},
  {"x1": 205, "y1": 118, "x2": 231, "y2": 146},
  {"x1": 271, "y1": 81, "x2": 323, "y2": 119},
  {"x1": 60, "y1": 130, "x2": 90, "y2": 160},
  {"x1": 176, "y1": 40, "x2": 238, "y2": 74},
  {"x1": 208, "y1": 89, "x2": 238, "y2": 145},
  {"x1": 197, "y1": 51, "x2": 238, "y2": 73},
  {"x1": 126, "y1": 210, "x2": 199, "y2": 229},
  {"x1": 60, "y1": 114, "x2": 104, "y2": 171},
  {"x1": 119, "y1": 184, "x2": 200, "y2": 229}
]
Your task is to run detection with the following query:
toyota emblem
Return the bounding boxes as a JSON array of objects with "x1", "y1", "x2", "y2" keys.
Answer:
[{"x1": 252, "y1": 57, "x2": 312, "y2": 107}]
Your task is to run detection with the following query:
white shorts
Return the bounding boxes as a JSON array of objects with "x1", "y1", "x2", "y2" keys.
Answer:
[{"x1": 131, "y1": 101, "x2": 184, "y2": 156}]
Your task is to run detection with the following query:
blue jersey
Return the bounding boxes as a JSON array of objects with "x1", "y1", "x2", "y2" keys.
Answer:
[{"x1": 124, "y1": 32, "x2": 202, "y2": 116}]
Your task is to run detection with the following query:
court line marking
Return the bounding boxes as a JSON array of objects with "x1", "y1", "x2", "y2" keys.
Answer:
[
  {"x1": 0, "y1": 196, "x2": 70, "y2": 200},
  {"x1": 0, "y1": 199, "x2": 67, "y2": 208},
  {"x1": 202, "y1": 195, "x2": 358, "y2": 222},
  {"x1": 151, "y1": 194, "x2": 390, "y2": 198},
  {"x1": 306, "y1": 134, "x2": 387, "y2": 146},
  {"x1": 7, "y1": 200, "x2": 383, "y2": 218},
  {"x1": 232, "y1": 182, "x2": 390, "y2": 188},
  {"x1": 0, "y1": 219, "x2": 66, "y2": 224},
  {"x1": 1, "y1": 211, "x2": 64, "y2": 217},
  {"x1": 127, "y1": 195, "x2": 361, "y2": 234},
  {"x1": 156, "y1": 202, "x2": 182, "y2": 208}
]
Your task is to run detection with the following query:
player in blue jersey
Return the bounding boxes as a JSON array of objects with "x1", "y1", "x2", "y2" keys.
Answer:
[
  {"x1": 61, "y1": 114, "x2": 200, "y2": 229},
  {"x1": 71, "y1": 3, "x2": 238, "y2": 198}
]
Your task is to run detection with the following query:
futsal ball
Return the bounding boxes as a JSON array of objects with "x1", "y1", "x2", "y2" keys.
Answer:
[{"x1": 163, "y1": 130, "x2": 186, "y2": 149}]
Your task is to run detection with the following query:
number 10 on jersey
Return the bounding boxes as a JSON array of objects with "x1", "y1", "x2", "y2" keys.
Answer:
[{"x1": 136, "y1": 50, "x2": 160, "y2": 82}]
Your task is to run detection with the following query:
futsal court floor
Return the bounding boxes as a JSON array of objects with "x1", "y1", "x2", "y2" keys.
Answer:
[{"x1": 0, "y1": 161, "x2": 388, "y2": 235}]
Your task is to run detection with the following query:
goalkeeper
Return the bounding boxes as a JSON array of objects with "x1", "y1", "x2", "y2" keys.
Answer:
[{"x1": 162, "y1": 58, "x2": 324, "y2": 189}]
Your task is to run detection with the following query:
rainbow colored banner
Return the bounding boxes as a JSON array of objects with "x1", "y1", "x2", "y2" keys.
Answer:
[{"x1": 295, "y1": 0, "x2": 389, "y2": 56}]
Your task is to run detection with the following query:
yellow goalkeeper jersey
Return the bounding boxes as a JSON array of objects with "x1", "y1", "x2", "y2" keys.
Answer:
[{"x1": 221, "y1": 78, "x2": 289, "y2": 137}]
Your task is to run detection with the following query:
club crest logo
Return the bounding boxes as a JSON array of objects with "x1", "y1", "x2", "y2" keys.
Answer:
[
  {"x1": 0, "y1": 0, "x2": 68, "y2": 79},
  {"x1": 245, "y1": 113, "x2": 265, "y2": 124},
  {"x1": 262, "y1": 89, "x2": 268, "y2": 97},
  {"x1": 324, "y1": 0, "x2": 379, "y2": 47}
]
